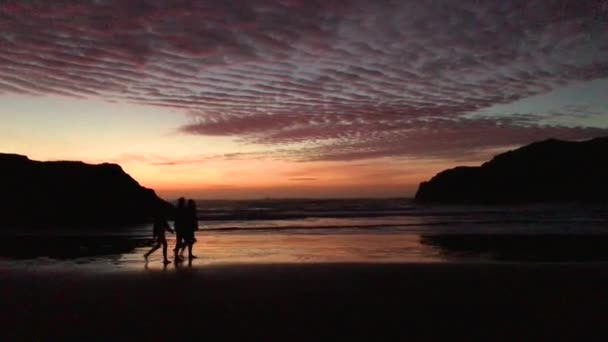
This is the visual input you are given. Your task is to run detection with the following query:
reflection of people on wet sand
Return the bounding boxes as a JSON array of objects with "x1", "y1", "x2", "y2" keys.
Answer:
[
  {"x1": 179, "y1": 199, "x2": 199, "y2": 259},
  {"x1": 144, "y1": 211, "x2": 174, "y2": 264}
]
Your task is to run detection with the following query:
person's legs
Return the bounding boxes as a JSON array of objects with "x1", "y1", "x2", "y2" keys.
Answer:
[
  {"x1": 144, "y1": 242, "x2": 160, "y2": 259},
  {"x1": 174, "y1": 234, "x2": 184, "y2": 261},
  {"x1": 173, "y1": 233, "x2": 181, "y2": 255},
  {"x1": 161, "y1": 240, "x2": 170, "y2": 263},
  {"x1": 187, "y1": 238, "x2": 197, "y2": 258}
]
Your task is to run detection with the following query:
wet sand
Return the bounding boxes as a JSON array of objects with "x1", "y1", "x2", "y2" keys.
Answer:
[{"x1": 2, "y1": 263, "x2": 608, "y2": 341}]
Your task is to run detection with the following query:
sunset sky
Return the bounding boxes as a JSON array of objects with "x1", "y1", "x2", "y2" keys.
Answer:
[{"x1": 1, "y1": 0, "x2": 607, "y2": 199}]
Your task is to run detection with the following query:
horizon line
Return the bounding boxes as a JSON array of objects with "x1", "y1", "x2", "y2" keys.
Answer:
[{"x1": 160, "y1": 196, "x2": 416, "y2": 202}]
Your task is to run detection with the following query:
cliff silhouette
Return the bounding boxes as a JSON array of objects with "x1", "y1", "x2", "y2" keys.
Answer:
[
  {"x1": 415, "y1": 137, "x2": 608, "y2": 204},
  {"x1": 0, "y1": 153, "x2": 173, "y2": 228}
]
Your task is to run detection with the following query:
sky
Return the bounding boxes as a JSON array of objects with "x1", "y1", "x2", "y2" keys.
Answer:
[{"x1": 1, "y1": 0, "x2": 608, "y2": 199}]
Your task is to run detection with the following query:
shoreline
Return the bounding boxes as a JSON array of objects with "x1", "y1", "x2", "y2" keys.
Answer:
[{"x1": 4, "y1": 233, "x2": 608, "y2": 264}]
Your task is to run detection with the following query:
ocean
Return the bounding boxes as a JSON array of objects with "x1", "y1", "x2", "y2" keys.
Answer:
[
  {"x1": 193, "y1": 198, "x2": 608, "y2": 235},
  {"x1": 2, "y1": 198, "x2": 608, "y2": 269}
]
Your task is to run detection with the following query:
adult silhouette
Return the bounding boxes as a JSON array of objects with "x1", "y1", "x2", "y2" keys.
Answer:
[
  {"x1": 173, "y1": 197, "x2": 187, "y2": 261},
  {"x1": 144, "y1": 209, "x2": 174, "y2": 264},
  {"x1": 179, "y1": 199, "x2": 199, "y2": 259}
]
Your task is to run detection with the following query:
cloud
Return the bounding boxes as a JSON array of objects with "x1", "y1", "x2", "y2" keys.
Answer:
[
  {"x1": 104, "y1": 151, "x2": 280, "y2": 167},
  {"x1": 1, "y1": 0, "x2": 608, "y2": 161}
]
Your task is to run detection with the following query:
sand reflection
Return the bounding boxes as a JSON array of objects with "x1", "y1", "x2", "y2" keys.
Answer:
[{"x1": 124, "y1": 232, "x2": 445, "y2": 270}]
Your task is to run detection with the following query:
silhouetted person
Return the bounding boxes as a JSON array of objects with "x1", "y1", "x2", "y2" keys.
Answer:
[
  {"x1": 144, "y1": 211, "x2": 174, "y2": 264},
  {"x1": 173, "y1": 197, "x2": 187, "y2": 262},
  {"x1": 179, "y1": 199, "x2": 199, "y2": 259}
]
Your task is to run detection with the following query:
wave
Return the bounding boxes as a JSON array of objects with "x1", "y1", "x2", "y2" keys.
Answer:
[
  {"x1": 199, "y1": 218, "x2": 608, "y2": 235},
  {"x1": 193, "y1": 199, "x2": 608, "y2": 222}
]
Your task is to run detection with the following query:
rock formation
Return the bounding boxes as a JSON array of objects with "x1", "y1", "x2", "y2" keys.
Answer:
[
  {"x1": 0, "y1": 153, "x2": 173, "y2": 228},
  {"x1": 415, "y1": 137, "x2": 608, "y2": 204}
]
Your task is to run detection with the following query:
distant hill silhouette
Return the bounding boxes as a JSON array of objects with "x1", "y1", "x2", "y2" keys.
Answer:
[
  {"x1": 415, "y1": 137, "x2": 608, "y2": 204},
  {"x1": 0, "y1": 153, "x2": 173, "y2": 228}
]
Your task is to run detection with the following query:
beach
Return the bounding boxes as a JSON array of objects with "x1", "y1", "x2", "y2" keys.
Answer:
[
  {"x1": 3, "y1": 200, "x2": 608, "y2": 341},
  {"x1": 3, "y1": 262, "x2": 608, "y2": 341}
]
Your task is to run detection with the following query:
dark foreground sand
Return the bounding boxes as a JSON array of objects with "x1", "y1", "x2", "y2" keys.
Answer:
[{"x1": 2, "y1": 263, "x2": 608, "y2": 341}]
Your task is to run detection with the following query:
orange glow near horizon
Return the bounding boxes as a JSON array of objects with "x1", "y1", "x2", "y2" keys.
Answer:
[{"x1": 117, "y1": 157, "x2": 471, "y2": 199}]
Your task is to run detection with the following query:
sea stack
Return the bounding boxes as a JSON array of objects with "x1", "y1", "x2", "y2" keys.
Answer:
[
  {"x1": 415, "y1": 137, "x2": 608, "y2": 204},
  {"x1": 0, "y1": 153, "x2": 173, "y2": 228}
]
